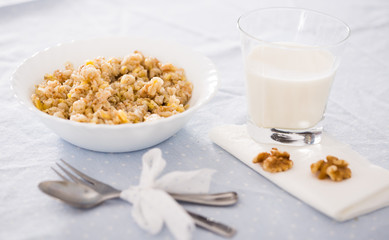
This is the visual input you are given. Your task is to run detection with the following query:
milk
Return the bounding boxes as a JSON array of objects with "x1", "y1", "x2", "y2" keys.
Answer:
[{"x1": 245, "y1": 43, "x2": 336, "y2": 130}]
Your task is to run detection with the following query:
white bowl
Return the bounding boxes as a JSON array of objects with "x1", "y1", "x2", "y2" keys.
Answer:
[{"x1": 11, "y1": 37, "x2": 219, "y2": 152}]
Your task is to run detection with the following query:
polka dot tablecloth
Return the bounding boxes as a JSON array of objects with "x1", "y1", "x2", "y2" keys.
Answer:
[{"x1": 1, "y1": 0, "x2": 388, "y2": 239}]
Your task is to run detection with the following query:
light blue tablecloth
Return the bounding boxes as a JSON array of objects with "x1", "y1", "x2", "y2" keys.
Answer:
[{"x1": 1, "y1": 0, "x2": 388, "y2": 239}]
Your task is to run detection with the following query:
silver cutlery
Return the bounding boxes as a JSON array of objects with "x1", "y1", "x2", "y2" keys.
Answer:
[
  {"x1": 39, "y1": 159, "x2": 237, "y2": 238},
  {"x1": 50, "y1": 159, "x2": 238, "y2": 206},
  {"x1": 39, "y1": 180, "x2": 106, "y2": 207}
]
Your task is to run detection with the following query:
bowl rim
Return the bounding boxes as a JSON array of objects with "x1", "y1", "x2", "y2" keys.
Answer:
[{"x1": 10, "y1": 36, "x2": 219, "y2": 129}]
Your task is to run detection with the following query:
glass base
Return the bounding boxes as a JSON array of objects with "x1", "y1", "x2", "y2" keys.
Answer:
[{"x1": 247, "y1": 121, "x2": 322, "y2": 146}]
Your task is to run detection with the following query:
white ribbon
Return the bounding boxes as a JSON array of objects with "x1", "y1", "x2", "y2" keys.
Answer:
[{"x1": 120, "y1": 148, "x2": 216, "y2": 240}]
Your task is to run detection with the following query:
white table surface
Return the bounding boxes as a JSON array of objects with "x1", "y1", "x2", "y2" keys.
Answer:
[{"x1": 1, "y1": 0, "x2": 388, "y2": 239}]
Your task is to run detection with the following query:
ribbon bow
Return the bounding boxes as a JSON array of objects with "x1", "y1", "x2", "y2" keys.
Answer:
[{"x1": 120, "y1": 148, "x2": 216, "y2": 240}]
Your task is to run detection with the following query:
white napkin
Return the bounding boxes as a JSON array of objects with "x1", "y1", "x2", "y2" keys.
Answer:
[
  {"x1": 120, "y1": 148, "x2": 215, "y2": 240},
  {"x1": 210, "y1": 124, "x2": 389, "y2": 222}
]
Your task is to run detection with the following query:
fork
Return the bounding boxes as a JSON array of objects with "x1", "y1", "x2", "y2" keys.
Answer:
[{"x1": 52, "y1": 159, "x2": 237, "y2": 238}]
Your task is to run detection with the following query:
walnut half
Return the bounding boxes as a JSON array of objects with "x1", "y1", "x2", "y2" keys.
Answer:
[
  {"x1": 311, "y1": 155, "x2": 351, "y2": 181},
  {"x1": 253, "y1": 148, "x2": 293, "y2": 173}
]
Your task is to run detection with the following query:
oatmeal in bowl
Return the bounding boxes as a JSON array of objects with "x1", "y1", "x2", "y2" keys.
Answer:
[
  {"x1": 32, "y1": 51, "x2": 193, "y2": 125},
  {"x1": 11, "y1": 37, "x2": 218, "y2": 152}
]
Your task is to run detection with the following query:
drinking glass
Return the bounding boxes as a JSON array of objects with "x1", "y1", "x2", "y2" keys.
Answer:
[{"x1": 238, "y1": 8, "x2": 350, "y2": 145}]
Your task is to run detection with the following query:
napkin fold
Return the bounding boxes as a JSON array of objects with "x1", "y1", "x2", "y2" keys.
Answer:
[
  {"x1": 120, "y1": 148, "x2": 216, "y2": 240},
  {"x1": 210, "y1": 124, "x2": 389, "y2": 222}
]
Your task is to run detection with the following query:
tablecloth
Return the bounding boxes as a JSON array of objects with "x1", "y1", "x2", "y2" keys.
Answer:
[{"x1": 1, "y1": 0, "x2": 388, "y2": 239}]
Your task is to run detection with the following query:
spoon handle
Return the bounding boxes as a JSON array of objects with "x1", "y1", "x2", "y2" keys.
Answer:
[
  {"x1": 169, "y1": 192, "x2": 238, "y2": 206},
  {"x1": 187, "y1": 210, "x2": 236, "y2": 238}
]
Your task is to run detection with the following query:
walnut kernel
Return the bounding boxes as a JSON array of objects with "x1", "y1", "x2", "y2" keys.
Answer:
[
  {"x1": 311, "y1": 156, "x2": 351, "y2": 181},
  {"x1": 253, "y1": 152, "x2": 270, "y2": 164},
  {"x1": 252, "y1": 148, "x2": 293, "y2": 173}
]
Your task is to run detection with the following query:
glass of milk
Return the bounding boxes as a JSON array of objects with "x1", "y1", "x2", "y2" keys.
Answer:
[{"x1": 238, "y1": 8, "x2": 350, "y2": 145}]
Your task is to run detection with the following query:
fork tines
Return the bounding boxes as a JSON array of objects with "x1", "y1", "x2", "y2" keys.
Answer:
[{"x1": 52, "y1": 159, "x2": 96, "y2": 187}]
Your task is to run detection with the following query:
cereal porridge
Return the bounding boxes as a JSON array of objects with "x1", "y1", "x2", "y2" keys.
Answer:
[{"x1": 31, "y1": 51, "x2": 193, "y2": 124}]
